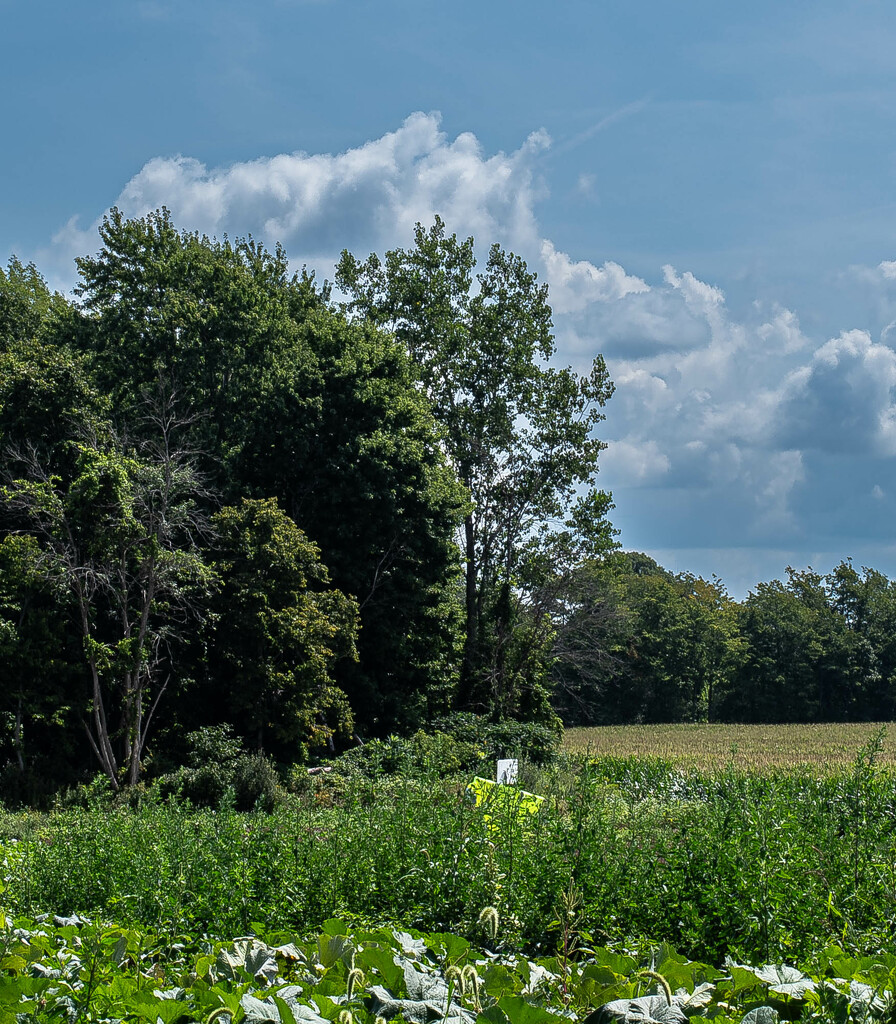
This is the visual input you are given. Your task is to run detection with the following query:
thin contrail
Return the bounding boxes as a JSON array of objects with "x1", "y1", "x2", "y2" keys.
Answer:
[{"x1": 548, "y1": 97, "x2": 651, "y2": 158}]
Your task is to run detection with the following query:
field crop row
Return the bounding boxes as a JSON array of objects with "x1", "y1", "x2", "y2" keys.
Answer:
[
  {"x1": 563, "y1": 722, "x2": 896, "y2": 768},
  {"x1": 3, "y1": 913, "x2": 890, "y2": 1024}
]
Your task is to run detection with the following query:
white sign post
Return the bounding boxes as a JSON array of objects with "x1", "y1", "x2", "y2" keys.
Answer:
[{"x1": 496, "y1": 758, "x2": 518, "y2": 785}]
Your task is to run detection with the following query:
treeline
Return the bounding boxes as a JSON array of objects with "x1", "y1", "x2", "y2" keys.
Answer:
[
  {"x1": 0, "y1": 210, "x2": 614, "y2": 796},
  {"x1": 554, "y1": 553, "x2": 896, "y2": 726},
  {"x1": 2, "y1": 211, "x2": 893, "y2": 801}
]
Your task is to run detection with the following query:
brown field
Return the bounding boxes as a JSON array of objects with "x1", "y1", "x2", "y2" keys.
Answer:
[{"x1": 563, "y1": 721, "x2": 896, "y2": 769}]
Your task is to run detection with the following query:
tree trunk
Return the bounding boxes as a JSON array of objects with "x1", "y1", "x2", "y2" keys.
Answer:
[
  {"x1": 13, "y1": 692, "x2": 24, "y2": 774},
  {"x1": 459, "y1": 512, "x2": 479, "y2": 709}
]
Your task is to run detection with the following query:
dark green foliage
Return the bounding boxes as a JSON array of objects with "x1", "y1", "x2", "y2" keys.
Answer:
[
  {"x1": 10, "y1": 208, "x2": 896, "y2": 798},
  {"x1": 0, "y1": 534, "x2": 82, "y2": 796},
  {"x1": 157, "y1": 724, "x2": 282, "y2": 810},
  {"x1": 717, "y1": 566, "x2": 892, "y2": 724},
  {"x1": 325, "y1": 730, "x2": 485, "y2": 779},
  {"x1": 67, "y1": 209, "x2": 466, "y2": 739},
  {"x1": 0, "y1": 256, "x2": 70, "y2": 350},
  {"x1": 1, "y1": 912, "x2": 888, "y2": 1024},
  {"x1": 432, "y1": 712, "x2": 562, "y2": 765},
  {"x1": 0, "y1": 215, "x2": 470, "y2": 789},
  {"x1": 550, "y1": 553, "x2": 896, "y2": 727},
  {"x1": 68, "y1": 207, "x2": 322, "y2": 474},
  {"x1": 207, "y1": 498, "x2": 359, "y2": 759},
  {"x1": 551, "y1": 553, "x2": 744, "y2": 726},
  {"x1": 244, "y1": 311, "x2": 467, "y2": 734},
  {"x1": 0, "y1": 337, "x2": 108, "y2": 496},
  {"x1": 326, "y1": 722, "x2": 560, "y2": 782},
  {"x1": 2, "y1": 419, "x2": 218, "y2": 789}
]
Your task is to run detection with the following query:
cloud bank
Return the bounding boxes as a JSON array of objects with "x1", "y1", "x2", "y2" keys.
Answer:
[{"x1": 40, "y1": 112, "x2": 896, "y2": 594}]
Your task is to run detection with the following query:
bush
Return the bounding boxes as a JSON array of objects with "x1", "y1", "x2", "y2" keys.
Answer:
[
  {"x1": 326, "y1": 729, "x2": 484, "y2": 779},
  {"x1": 326, "y1": 716, "x2": 561, "y2": 780},
  {"x1": 156, "y1": 725, "x2": 282, "y2": 810},
  {"x1": 232, "y1": 751, "x2": 281, "y2": 811},
  {"x1": 431, "y1": 713, "x2": 561, "y2": 765}
]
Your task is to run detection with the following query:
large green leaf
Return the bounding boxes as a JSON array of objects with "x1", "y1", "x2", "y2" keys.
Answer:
[
  {"x1": 752, "y1": 965, "x2": 816, "y2": 1000},
  {"x1": 494, "y1": 996, "x2": 570, "y2": 1024},
  {"x1": 672, "y1": 982, "x2": 715, "y2": 1016},
  {"x1": 741, "y1": 1007, "x2": 779, "y2": 1024},
  {"x1": 403, "y1": 961, "x2": 449, "y2": 1003},
  {"x1": 356, "y1": 944, "x2": 404, "y2": 992},
  {"x1": 584, "y1": 995, "x2": 688, "y2": 1024},
  {"x1": 316, "y1": 934, "x2": 355, "y2": 970},
  {"x1": 426, "y1": 932, "x2": 472, "y2": 962},
  {"x1": 271, "y1": 994, "x2": 330, "y2": 1024},
  {"x1": 366, "y1": 982, "x2": 474, "y2": 1024},
  {"x1": 216, "y1": 940, "x2": 280, "y2": 984}
]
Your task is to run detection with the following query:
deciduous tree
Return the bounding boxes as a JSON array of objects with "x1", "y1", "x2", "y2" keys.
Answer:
[
  {"x1": 1, "y1": 394, "x2": 216, "y2": 788},
  {"x1": 336, "y1": 217, "x2": 616, "y2": 717}
]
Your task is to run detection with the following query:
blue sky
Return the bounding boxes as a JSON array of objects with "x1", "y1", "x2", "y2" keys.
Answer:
[{"x1": 4, "y1": 0, "x2": 896, "y2": 596}]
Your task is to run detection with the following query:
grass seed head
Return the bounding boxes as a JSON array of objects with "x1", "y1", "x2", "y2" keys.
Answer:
[
  {"x1": 463, "y1": 965, "x2": 481, "y2": 1010},
  {"x1": 478, "y1": 905, "x2": 499, "y2": 941},
  {"x1": 346, "y1": 968, "x2": 365, "y2": 1001}
]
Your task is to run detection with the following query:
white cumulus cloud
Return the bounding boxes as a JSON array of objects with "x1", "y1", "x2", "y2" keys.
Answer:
[
  {"x1": 34, "y1": 113, "x2": 896, "y2": 578},
  {"x1": 600, "y1": 439, "x2": 671, "y2": 486},
  {"x1": 540, "y1": 240, "x2": 648, "y2": 313},
  {"x1": 45, "y1": 112, "x2": 551, "y2": 285}
]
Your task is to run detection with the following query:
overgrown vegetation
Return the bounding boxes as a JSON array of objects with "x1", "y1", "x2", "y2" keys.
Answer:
[
  {"x1": 3, "y1": 737, "x2": 896, "y2": 968},
  {"x1": 0, "y1": 213, "x2": 614, "y2": 796},
  {"x1": 3, "y1": 912, "x2": 893, "y2": 1024}
]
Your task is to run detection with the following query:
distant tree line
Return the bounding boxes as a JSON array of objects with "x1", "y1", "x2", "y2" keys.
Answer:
[
  {"x1": 1, "y1": 211, "x2": 892, "y2": 800},
  {"x1": 551, "y1": 552, "x2": 896, "y2": 726}
]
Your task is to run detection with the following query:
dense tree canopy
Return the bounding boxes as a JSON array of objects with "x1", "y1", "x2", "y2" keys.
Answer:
[
  {"x1": 0, "y1": 257, "x2": 69, "y2": 351},
  {"x1": 3, "y1": 213, "x2": 896, "y2": 801},
  {"x1": 2, "y1": 412, "x2": 216, "y2": 789},
  {"x1": 207, "y1": 498, "x2": 359, "y2": 758}
]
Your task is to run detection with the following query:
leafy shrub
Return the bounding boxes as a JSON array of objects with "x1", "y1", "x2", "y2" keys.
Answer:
[
  {"x1": 156, "y1": 725, "x2": 282, "y2": 810},
  {"x1": 325, "y1": 716, "x2": 561, "y2": 782},
  {"x1": 432, "y1": 712, "x2": 562, "y2": 765},
  {"x1": 327, "y1": 729, "x2": 484, "y2": 779},
  {"x1": 232, "y1": 750, "x2": 281, "y2": 811}
]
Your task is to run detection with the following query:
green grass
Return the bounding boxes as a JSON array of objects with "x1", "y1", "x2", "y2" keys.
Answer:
[{"x1": 3, "y1": 739, "x2": 896, "y2": 967}]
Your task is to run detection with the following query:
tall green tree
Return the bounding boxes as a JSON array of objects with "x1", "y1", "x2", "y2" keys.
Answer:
[
  {"x1": 822, "y1": 560, "x2": 896, "y2": 719},
  {"x1": 549, "y1": 553, "x2": 744, "y2": 725},
  {"x1": 0, "y1": 534, "x2": 79, "y2": 790},
  {"x1": 68, "y1": 207, "x2": 322, "y2": 481},
  {"x1": 208, "y1": 498, "x2": 359, "y2": 757},
  {"x1": 719, "y1": 568, "x2": 867, "y2": 723},
  {"x1": 336, "y1": 217, "x2": 616, "y2": 717},
  {"x1": 64, "y1": 210, "x2": 466, "y2": 734},
  {"x1": 237, "y1": 310, "x2": 467, "y2": 731},
  {"x1": 1, "y1": 404, "x2": 216, "y2": 788},
  {"x1": 0, "y1": 257, "x2": 69, "y2": 350},
  {"x1": 0, "y1": 337, "x2": 107, "y2": 485}
]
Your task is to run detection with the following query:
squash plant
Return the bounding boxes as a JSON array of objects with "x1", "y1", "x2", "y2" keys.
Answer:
[{"x1": 0, "y1": 914, "x2": 894, "y2": 1024}]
